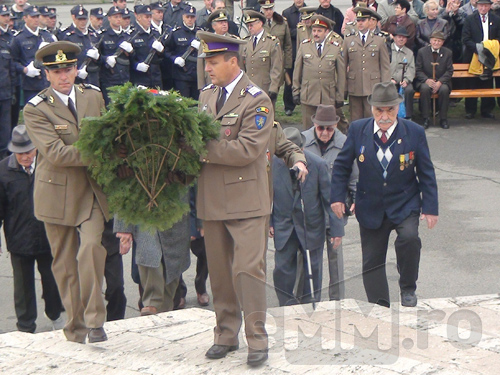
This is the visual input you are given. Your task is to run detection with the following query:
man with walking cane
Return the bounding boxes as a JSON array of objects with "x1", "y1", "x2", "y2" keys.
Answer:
[
  {"x1": 415, "y1": 30, "x2": 453, "y2": 129},
  {"x1": 331, "y1": 81, "x2": 439, "y2": 308},
  {"x1": 271, "y1": 127, "x2": 344, "y2": 306}
]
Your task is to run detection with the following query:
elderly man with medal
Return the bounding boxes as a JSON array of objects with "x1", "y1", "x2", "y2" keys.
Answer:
[{"x1": 330, "y1": 81, "x2": 438, "y2": 309}]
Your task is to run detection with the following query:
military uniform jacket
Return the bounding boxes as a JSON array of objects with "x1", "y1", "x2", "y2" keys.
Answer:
[
  {"x1": 0, "y1": 29, "x2": 15, "y2": 101},
  {"x1": 296, "y1": 23, "x2": 311, "y2": 50},
  {"x1": 390, "y1": 43, "x2": 415, "y2": 84},
  {"x1": 11, "y1": 26, "x2": 54, "y2": 91},
  {"x1": 242, "y1": 32, "x2": 283, "y2": 94},
  {"x1": 264, "y1": 13, "x2": 293, "y2": 70},
  {"x1": 293, "y1": 38, "x2": 345, "y2": 105},
  {"x1": 23, "y1": 85, "x2": 109, "y2": 226},
  {"x1": 130, "y1": 26, "x2": 162, "y2": 88},
  {"x1": 197, "y1": 73, "x2": 273, "y2": 221},
  {"x1": 98, "y1": 27, "x2": 132, "y2": 86},
  {"x1": 282, "y1": 3, "x2": 302, "y2": 58},
  {"x1": 164, "y1": 24, "x2": 201, "y2": 82},
  {"x1": 343, "y1": 31, "x2": 391, "y2": 97}
]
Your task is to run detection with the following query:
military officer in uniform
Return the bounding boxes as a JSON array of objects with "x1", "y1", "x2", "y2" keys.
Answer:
[
  {"x1": 11, "y1": 6, "x2": 56, "y2": 103},
  {"x1": 99, "y1": 6, "x2": 133, "y2": 106},
  {"x1": 293, "y1": 15, "x2": 345, "y2": 130},
  {"x1": 89, "y1": 8, "x2": 105, "y2": 36},
  {"x1": 0, "y1": 5, "x2": 14, "y2": 159},
  {"x1": 196, "y1": 30, "x2": 272, "y2": 367},
  {"x1": 23, "y1": 41, "x2": 109, "y2": 344},
  {"x1": 130, "y1": 5, "x2": 164, "y2": 89},
  {"x1": 60, "y1": 6, "x2": 101, "y2": 87},
  {"x1": 296, "y1": 6, "x2": 317, "y2": 48},
  {"x1": 343, "y1": 7, "x2": 390, "y2": 121},
  {"x1": 165, "y1": 5, "x2": 201, "y2": 100},
  {"x1": 261, "y1": 0, "x2": 293, "y2": 110},
  {"x1": 241, "y1": 10, "x2": 282, "y2": 105}
]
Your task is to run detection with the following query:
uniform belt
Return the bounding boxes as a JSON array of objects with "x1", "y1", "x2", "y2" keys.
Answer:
[
  {"x1": 87, "y1": 65, "x2": 99, "y2": 73},
  {"x1": 186, "y1": 56, "x2": 197, "y2": 63},
  {"x1": 116, "y1": 57, "x2": 130, "y2": 66}
]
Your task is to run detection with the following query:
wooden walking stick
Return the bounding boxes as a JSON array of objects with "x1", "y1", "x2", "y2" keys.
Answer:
[{"x1": 431, "y1": 62, "x2": 439, "y2": 126}]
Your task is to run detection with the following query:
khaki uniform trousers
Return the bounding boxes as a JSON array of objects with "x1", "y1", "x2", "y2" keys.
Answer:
[
  {"x1": 44, "y1": 198, "x2": 107, "y2": 343},
  {"x1": 203, "y1": 216, "x2": 268, "y2": 351},
  {"x1": 302, "y1": 104, "x2": 318, "y2": 130},
  {"x1": 349, "y1": 95, "x2": 371, "y2": 122},
  {"x1": 138, "y1": 260, "x2": 179, "y2": 313}
]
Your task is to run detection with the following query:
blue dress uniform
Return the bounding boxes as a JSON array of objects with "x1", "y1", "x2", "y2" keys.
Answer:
[
  {"x1": 10, "y1": 6, "x2": 54, "y2": 103},
  {"x1": 0, "y1": 5, "x2": 15, "y2": 158},
  {"x1": 130, "y1": 6, "x2": 163, "y2": 89},
  {"x1": 98, "y1": 9, "x2": 133, "y2": 105},
  {"x1": 164, "y1": 6, "x2": 200, "y2": 100},
  {"x1": 1, "y1": 16, "x2": 20, "y2": 132}
]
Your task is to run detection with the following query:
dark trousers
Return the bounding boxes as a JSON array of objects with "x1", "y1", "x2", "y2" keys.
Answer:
[
  {"x1": 10, "y1": 252, "x2": 63, "y2": 333},
  {"x1": 418, "y1": 83, "x2": 450, "y2": 120},
  {"x1": 273, "y1": 229, "x2": 323, "y2": 306},
  {"x1": 174, "y1": 80, "x2": 199, "y2": 100},
  {"x1": 174, "y1": 237, "x2": 209, "y2": 306},
  {"x1": 0, "y1": 99, "x2": 11, "y2": 157},
  {"x1": 359, "y1": 213, "x2": 421, "y2": 308},
  {"x1": 464, "y1": 77, "x2": 495, "y2": 115},
  {"x1": 101, "y1": 219, "x2": 127, "y2": 321},
  {"x1": 283, "y1": 68, "x2": 295, "y2": 112}
]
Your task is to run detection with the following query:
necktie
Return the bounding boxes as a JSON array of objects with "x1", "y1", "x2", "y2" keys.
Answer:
[
  {"x1": 24, "y1": 166, "x2": 32, "y2": 175},
  {"x1": 216, "y1": 87, "x2": 227, "y2": 113},
  {"x1": 268, "y1": 20, "x2": 272, "y2": 28},
  {"x1": 253, "y1": 36, "x2": 257, "y2": 50},
  {"x1": 482, "y1": 15, "x2": 486, "y2": 23},
  {"x1": 362, "y1": 34, "x2": 366, "y2": 46},
  {"x1": 68, "y1": 97, "x2": 78, "y2": 122},
  {"x1": 317, "y1": 44, "x2": 322, "y2": 57},
  {"x1": 380, "y1": 130, "x2": 388, "y2": 143}
]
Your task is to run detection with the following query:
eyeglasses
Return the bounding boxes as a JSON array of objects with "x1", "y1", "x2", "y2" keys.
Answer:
[{"x1": 316, "y1": 126, "x2": 335, "y2": 132}]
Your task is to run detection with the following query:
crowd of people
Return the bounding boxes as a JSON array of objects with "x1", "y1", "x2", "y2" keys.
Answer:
[{"x1": 7, "y1": 0, "x2": 500, "y2": 367}]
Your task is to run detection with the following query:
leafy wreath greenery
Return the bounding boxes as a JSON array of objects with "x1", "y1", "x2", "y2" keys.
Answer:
[{"x1": 75, "y1": 83, "x2": 220, "y2": 232}]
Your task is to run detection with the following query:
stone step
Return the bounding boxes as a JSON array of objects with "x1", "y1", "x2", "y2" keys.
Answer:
[{"x1": 1, "y1": 294, "x2": 499, "y2": 374}]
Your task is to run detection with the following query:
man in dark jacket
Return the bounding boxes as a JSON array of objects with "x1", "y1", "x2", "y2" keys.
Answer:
[
  {"x1": 0, "y1": 125, "x2": 64, "y2": 333},
  {"x1": 316, "y1": 0, "x2": 344, "y2": 35}
]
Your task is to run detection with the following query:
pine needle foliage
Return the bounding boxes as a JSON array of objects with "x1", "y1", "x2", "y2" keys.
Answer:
[{"x1": 75, "y1": 83, "x2": 220, "y2": 232}]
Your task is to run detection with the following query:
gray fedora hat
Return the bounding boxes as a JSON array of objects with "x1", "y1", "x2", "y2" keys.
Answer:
[
  {"x1": 311, "y1": 104, "x2": 340, "y2": 126},
  {"x1": 283, "y1": 126, "x2": 306, "y2": 149},
  {"x1": 8, "y1": 125, "x2": 35, "y2": 153},
  {"x1": 367, "y1": 81, "x2": 403, "y2": 107}
]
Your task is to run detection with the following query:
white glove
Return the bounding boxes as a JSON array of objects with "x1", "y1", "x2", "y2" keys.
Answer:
[
  {"x1": 174, "y1": 57, "x2": 185, "y2": 67},
  {"x1": 106, "y1": 56, "x2": 117, "y2": 68},
  {"x1": 152, "y1": 40, "x2": 164, "y2": 53},
  {"x1": 136, "y1": 62, "x2": 149, "y2": 72},
  {"x1": 119, "y1": 41, "x2": 133, "y2": 53},
  {"x1": 25, "y1": 61, "x2": 41, "y2": 77},
  {"x1": 77, "y1": 66, "x2": 88, "y2": 79},
  {"x1": 190, "y1": 39, "x2": 200, "y2": 50},
  {"x1": 38, "y1": 41, "x2": 50, "y2": 50},
  {"x1": 86, "y1": 48, "x2": 100, "y2": 60}
]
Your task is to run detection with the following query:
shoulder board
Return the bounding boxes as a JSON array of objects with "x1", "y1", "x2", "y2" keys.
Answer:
[
  {"x1": 302, "y1": 39, "x2": 311, "y2": 44},
  {"x1": 13, "y1": 30, "x2": 20, "y2": 37},
  {"x1": 298, "y1": 24, "x2": 305, "y2": 29},
  {"x1": 172, "y1": 27, "x2": 181, "y2": 32},
  {"x1": 346, "y1": 21, "x2": 355, "y2": 25},
  {"x1": 81, "y1": 83, "x2": 101, "y2": 92},
  {"x1": 202, "y1": 83, "x2": 215, "y2": 92},
  {"x1": 101, "y1": 28, "x2": 108, "y2": 33},
  {"x1": 270, "y1": 35, "x2": 277, "y2": 41},
  {"x1": 28, "y1": 93, "x2": 47, "y2": 106},
  {"x1": 376, "y1": 31, "x2": 388, "y2": 37},
  {"x1": 331, "y1": 40, "x2": 340, "y2": 46},
  {"x1": 331, "y1": 32, "x2": 341, "y2": 39},
  {"x1": 243, "y1": 35, "x2": 251, "y2": 40},
  {"x1": 60, "y1": 26, "x2": 69, "y2": 32},
  {"x1": 283, "y1": 16, "x2": 287, "y2": 21},
  {"x1": 66, "y1": 31, "x2": 74, "y2": 36},
  {"x1": 273, "y1": 121, "x2": 279, "y2": 127},
  {"x1": 246, "y1": 85, "x2": 262, "y2": 97},
  {"x1": 345, "y1": 32, "x2": 358, "y2": 38}
]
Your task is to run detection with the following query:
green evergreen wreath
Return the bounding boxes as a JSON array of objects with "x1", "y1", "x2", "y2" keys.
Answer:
[{"x1": 75, "y1": 83, "x2": 220, "y2": 232}]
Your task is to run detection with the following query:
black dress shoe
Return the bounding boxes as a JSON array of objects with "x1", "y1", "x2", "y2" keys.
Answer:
[
  {"x1": 88, "y1": 327, "x2": 108, "y2": 343},
  {"x1": 401, "y1": 292, "x2": 417, "y2": 307},
  {"x1": 247, "y1": 349, "x2": 268, "y2": 367},
  {"x1": 481, "y1": 112, "x2": 495, "y2": 119},
  {"x1": 465, "y1": 113, "x2": 474, "y2": 119},
  {"x1": 440, "y1": 119, "x2": 449, "y2": 129},
  {"x1": 422, "y1": 118, "x2": 430, "y2": 129},
  {"x1": 285, "y1": 109, "x2": 293, "y2": 116},
  {"x1": 205, "y1": 344, "x2": 239, "y2": 359}
]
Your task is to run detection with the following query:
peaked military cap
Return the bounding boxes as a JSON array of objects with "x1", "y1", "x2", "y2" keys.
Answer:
[
  {"x1": 35, "y1": 41, "x2": 81, "y2": 70},
  {"x1": 0, "y1": 4, "x2": 10, "y2": 16},
  {"x1": 208, "y1": 10, "x2": 229, "y2": 23},
  {"x1": 197, "y1": 30, "x2": 246, "y2": 58},
  {"x1": 259, "y1": 0, "x2": 276, "y2": 9},
  {"x1": 184, "y1": 5, "x2": 197, "y2": 16},
  {"x1": 71, "y1": 5, "x2": 88, "y2": 19},
  {"x1": 134, "y1": 5, "x2": 152, "y2": 15},
  {"x1": 48, "y1": 8, "x2": 57, "y2": 18},
  {"x1": 243, "y1": 10, "x2": 266, "y2": 24},
  {"x1": 90, "y1": 8, "x2": 105, "y2": 19},
  {"x1": 150, "y1": 2, "x2": 166, "y2": 11},
  {"x1": 39, "y1": 6, "x2": 50, "y2": 16},
  {"x1": 107, "y1": 6, "x2": 123, "y2": 17},
  {"x1": 299, "y1": 6, "x2": 317, "y2": 20},
  {"x1": 23, "y1": 5, "x2": 41, "y2": 17},
  {"x1": 311, "y1": 15, "x2": 334, "y2": 29}
]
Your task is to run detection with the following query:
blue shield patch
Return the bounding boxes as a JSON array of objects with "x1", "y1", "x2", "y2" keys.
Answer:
[{"x1": 255, "y1": 115, "x2": 267, "y2": 129}]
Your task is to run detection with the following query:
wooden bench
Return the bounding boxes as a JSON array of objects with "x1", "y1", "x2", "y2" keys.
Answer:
[{"x1": 413, "y1": 63, "x2": 500, "y2": 99}]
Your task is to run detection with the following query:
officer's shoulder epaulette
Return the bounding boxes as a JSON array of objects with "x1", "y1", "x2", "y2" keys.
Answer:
[
  {"x1": 12, "y1": 30, "x2": 20, "y2": 37},
  {"x1": 80, "y1": 83, "x2": 101, "y2": 92},
  {"x1": 346, "y1": 21, "x2": 355, "y2": 25},
  {"x1": 330, "y1": 40, "x2": 340, "y2": 46},
  {"x1": 172, "y1": 26, "x2": 181, "y2": 32},
  {"x1": 246, "y1": 84, "x2": 262, "y2": 97},
  {"x1": 270, "y1": 35, "x2": 277, "y2": 41},
  {"x1": 66, "y1": 31, "x2": 74, "y2": 36},
  {"x1": 101, "y1": 28, "x2": 108, "y2": 33},
  {"x1": 302, "y1": 38, "x2": 311, "y2": 44},
  {"x1": 59, "y1": 26, "x2": 69, "y2": 32},
  {"x1": 28, "y1": 93, "x2": 47, "y2": 107},
  {"x1": 330, "y1": 32, "x2": 341, "y2": 39},
  {"x1": 243, "y1": 35, "x2": 251, "y2": 40},
  {"x1": 298, "y1": 23, "x2": 305, "y2": 30},
  {"x1": 375, "y1": 31, "x2": 388, "y2": 37},
  {"x1": 202, "y1": 83, "x2": 215, "y2": 92},
  {"x1": 228, "y1": 34, "x2": 240, "y2": 39},
  {"x1": 273, "y1": 120, "x2": 279, "y2": 127},
  {"x1": 345, "y1": 32, "x2": 358, "y2": 38}
]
